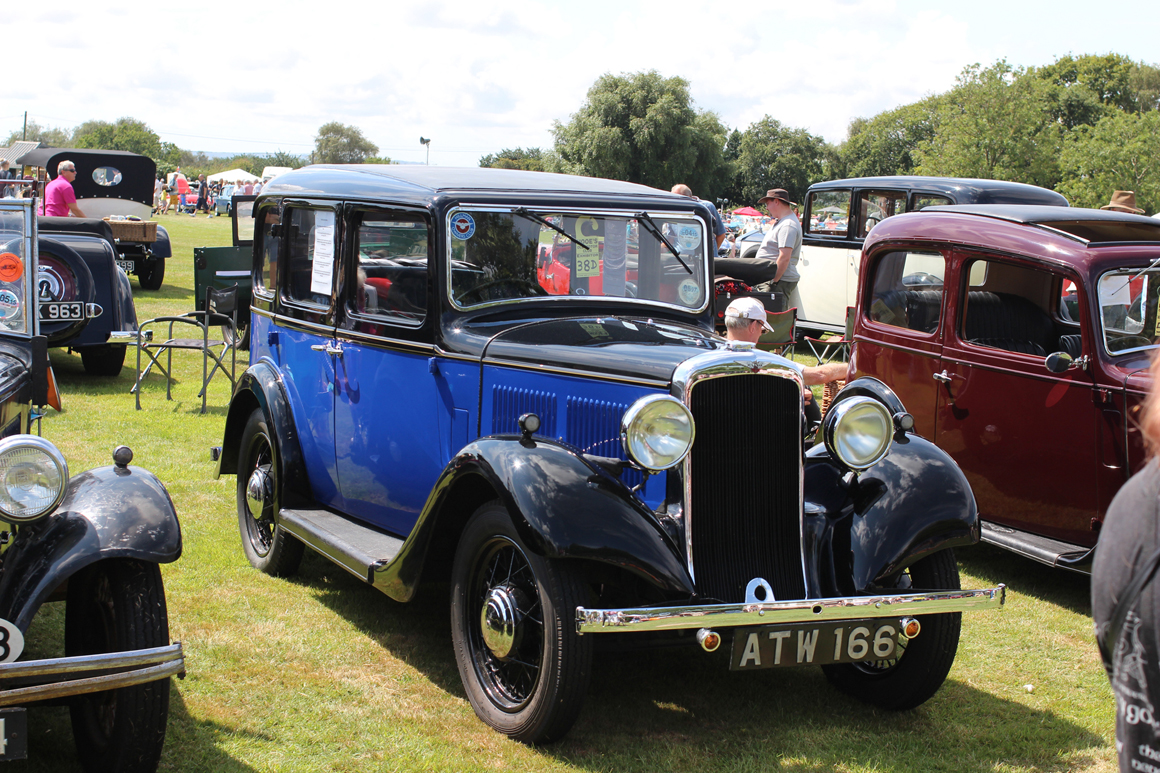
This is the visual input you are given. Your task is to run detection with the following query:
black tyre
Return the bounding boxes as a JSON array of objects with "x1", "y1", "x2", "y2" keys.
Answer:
[
  {"x1": 822, "y1": 549, "x2": 962, "y2": 710},
  {"x1": 65, "y1": 559, "x2": 171, "y2": 773},
  {"x1": 222, "y1": 319, "x2": 250, "y2": 351},
  {"x1": 80, "y1": 344, "x2": 127, "y2": 376},
  {"x1": 237, "y1": 408, "x2": 303, "y2": 576},
  {"x1": 137, "y1": 259, "x2": 165, "y2": 291},
  {"x1": 451, "y1": 502, "x2": 593, "y2": 744}
]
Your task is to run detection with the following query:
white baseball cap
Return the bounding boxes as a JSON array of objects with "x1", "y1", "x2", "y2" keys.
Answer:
[{"x1": 724, "y1": 297, "x2": 774, "y2": 332}]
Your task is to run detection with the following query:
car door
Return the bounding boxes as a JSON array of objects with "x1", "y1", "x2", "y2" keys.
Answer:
[
  {"x1": 850, "y1": 247, "x2": 948, "y2": 440},
  {"x1": 798, "y1": 188, "x2": 854, "y2": 333},
  {"x1": 276, "y1": 202, "x2": 342, "y2": 509},
  {"x1": 332, "y1": 206, "x2": 441, "y2": 537},
  {"x1": 933, "y1": 251, "x2": 1099, "y2": 547}
]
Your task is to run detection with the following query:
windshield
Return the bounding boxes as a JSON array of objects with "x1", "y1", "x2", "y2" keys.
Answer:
[
  {"x1": 1098, "y1": 268, "x2": 1160, "y2": 355},
  {"x1": 447, "y1": 209, "x2": 708, "y2": 311}
]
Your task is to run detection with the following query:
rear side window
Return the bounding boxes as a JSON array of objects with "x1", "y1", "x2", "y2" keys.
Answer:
[
  {"x1": 284, "y1": 207, "x2": 336, "y2": 306},
  {"x1": 254, "y1": 206, "x2": 279, "y2": 298},
  {"x1": 806, "y1": 190, "x2": 850, "y2": 236},
  {"x1": 867, "y1": 250, "x2": 945, "y2": 334},
  {"x1": 352, "y1": 215, "x2": 429, "y2": 325},
  {"x1": 912, "y1": 194, "x2": 952, "y2": 211},
  {"x1": 858, "y1": 191, "x2": 907, "y2": 237}
]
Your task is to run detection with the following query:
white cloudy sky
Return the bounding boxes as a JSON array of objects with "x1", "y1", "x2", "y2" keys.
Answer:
[{"x1": 3, "y1": 0, "x2": 1158, "y2": 165}]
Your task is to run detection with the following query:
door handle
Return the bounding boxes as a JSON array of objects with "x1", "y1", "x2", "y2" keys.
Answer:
[
  {"x1": 310, "y1": 343, "x2": 343, "y2": 357},
  {"x1": 932, "y1": 370, "x2": 952, "y2": 383}
]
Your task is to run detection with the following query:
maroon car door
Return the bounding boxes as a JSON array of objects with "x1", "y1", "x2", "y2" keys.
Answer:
[{"x1": 933, "y1": 251, "x2": 1099, "y2": 547}]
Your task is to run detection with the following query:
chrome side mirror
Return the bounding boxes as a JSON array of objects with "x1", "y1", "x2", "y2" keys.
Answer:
[{"x1": 1045, "y1": 351, "x2": 1088, "y2": 374}]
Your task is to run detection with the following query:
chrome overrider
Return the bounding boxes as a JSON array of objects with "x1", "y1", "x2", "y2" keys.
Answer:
[
  {"x1": 576, "y1": 586, "x2": 1006, "y2": 634},
  {"x1": 0, "y1": 643, "x2": 185, "y2": 707}
]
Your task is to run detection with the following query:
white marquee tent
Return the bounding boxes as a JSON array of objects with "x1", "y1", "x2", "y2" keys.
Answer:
[{"x1": 207, "y1": 168, "x2": 260, "y2": 183}]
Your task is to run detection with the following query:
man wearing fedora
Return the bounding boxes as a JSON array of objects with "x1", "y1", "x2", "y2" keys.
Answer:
[
  {"x1": 1101, "y1": 190, "x2": 1145, "y2": 215},
  {"x1": 753, "y1": 188, "x2": 803, "y2": 300}
]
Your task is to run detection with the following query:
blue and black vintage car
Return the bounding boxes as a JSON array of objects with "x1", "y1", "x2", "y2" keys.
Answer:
[
  {"x1": 0, "y1": 197, "x2": 183, "y2": 770},
  {"x1": 215, "y1": 165, "x2": 1005, "y2": 743}
]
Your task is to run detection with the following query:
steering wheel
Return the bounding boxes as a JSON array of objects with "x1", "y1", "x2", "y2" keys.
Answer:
[
  {"x1": 902, "y1": 272, "x2": 941, "y2": 287},
  {"x1": 1112, "y1": 335, "x2": 1154, "y2": 351},
  {"x1": 456, "y1": 279, "x2": 548, "y2": 305}
]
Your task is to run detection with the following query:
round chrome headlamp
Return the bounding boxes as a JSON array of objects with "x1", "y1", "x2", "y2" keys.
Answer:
[
  {"x1": 0, "y1": 435, "x2": 69, "y2": 523},
  {"x1": 823, "y1": 396, "x2": 893, "y2": 472},
  {"x1": 620, "y1": 395, "x2": 695, "y2": 471}
]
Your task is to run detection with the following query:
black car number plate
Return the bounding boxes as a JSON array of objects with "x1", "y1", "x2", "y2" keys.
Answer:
[
  {"x1": 40, "y1": 301, "x2": 85, "y2": 321},
  {"x1": 0, "y1": 708, "x2": 26, "y2": 760},
  {"x1": 116, "y1": 259, "x2": 134, "y2": 273},
  {"x1": 729, "y1": 620, "x2": 898, "y2": 670}
]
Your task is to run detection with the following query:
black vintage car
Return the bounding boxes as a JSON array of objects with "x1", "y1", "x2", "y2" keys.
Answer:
[
  {"x1": 216, "y1": 165, "x2": 1005, "y2": 744},
  {"x1": 0, "y1": 197, "x2": 183, "y2": 770},
  {"x1": 21, "y1": 148, "x2": 172, "y2": 291}
]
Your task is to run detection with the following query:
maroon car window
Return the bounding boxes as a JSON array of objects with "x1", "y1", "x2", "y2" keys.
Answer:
[
  {"x1": 806, "y1": 190, "x2": 850, "y2": 236},
  {"x1": 867, "y1": 250, "x2": 944, "y2": 333},
  {"x1": 959, "y1": 259, "x2": 1070, "y2": 357},
  {"x1": 858, "y1": 191, "x2": 907, "y2": 237},
  {"x1": 1098, "y1": 269, "x2": 1160, "y2": 356}
]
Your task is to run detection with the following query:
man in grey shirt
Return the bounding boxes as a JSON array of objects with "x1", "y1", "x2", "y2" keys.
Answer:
[{"x1": 754, "y1": 188, "x2": 802, "y2": 298}]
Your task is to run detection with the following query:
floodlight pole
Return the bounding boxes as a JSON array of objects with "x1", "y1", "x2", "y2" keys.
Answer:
[{"x1": 419, "y1": 137, "x2": 431, "y2": 165}]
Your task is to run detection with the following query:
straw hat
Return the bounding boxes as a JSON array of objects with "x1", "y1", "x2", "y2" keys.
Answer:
[{"x1": 1100, "y1": 191, "x2": 1144, "y2": 214}]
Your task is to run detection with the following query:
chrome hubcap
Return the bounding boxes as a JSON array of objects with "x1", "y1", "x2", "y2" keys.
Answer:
[
  {"x1": 480, "y1": 585, "x2": 525, "y2": 659},
  {"x1": 246, "y1": 464, "x2": 272, "y2": 520}
]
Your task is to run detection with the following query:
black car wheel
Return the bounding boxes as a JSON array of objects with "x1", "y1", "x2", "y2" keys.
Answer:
[
  {"x1": 221, "y1": 319, "x2": 250, "y2": 351},
  {"x1": 821, "y1": 549, "x2": 962, "y2": 710},
  {"x1": 451, "y1": 501, "x2": 592, "y2": 744},
  {"x1": 80, "y1": 344, "x2": 127, "y2": 376},
  {"x1": 237, "y1": 408, "x2": 303, "y2": 576},
  {"x1": 137, "y1": 259, "x2": 165, "y2": 291},
  {"x1": 65, "y1": 559, "x2": 171, "y2": 773}
]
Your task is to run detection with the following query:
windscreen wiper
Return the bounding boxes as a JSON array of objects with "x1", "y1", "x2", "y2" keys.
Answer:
[
  {"x1": 635, "y1": 212, "x2": 692, "y2": 274},
  {"x1": 512, "y1": 207, "x2": 589, "y2": 250}
]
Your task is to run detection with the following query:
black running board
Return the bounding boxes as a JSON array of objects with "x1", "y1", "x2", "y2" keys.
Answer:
[
  {"x1": 279, "y1": 508, "x2": 404, "y2": 584},
  {"x1": 979, "y1": 520, "x2": 1094, "y2": 574}
]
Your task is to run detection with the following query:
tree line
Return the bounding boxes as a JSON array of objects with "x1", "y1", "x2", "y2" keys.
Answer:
[{"x1": 482, "y1": 54, "x2": 1160, "y2": 214}]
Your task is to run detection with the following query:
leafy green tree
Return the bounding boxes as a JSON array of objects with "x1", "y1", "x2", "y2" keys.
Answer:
[
  {"x1": 550, "y1": 71, "x2": 729, "y2": 197},
  {"x1": 732, "y1": 116, "x2": 826, "y2": 206},
  {"x1": 264, "y1": 150, "x2": 305, "y2": 169},
  {"x1": 839, "y1": 98, "x2": 942, "y2": 178},
  {"x1": 479, "y1": 147, "x2": 544, "y2": 171},
  {"x1": 915, "y1": 61, "x2": 1061, "y2": 189},
  {"x1": 1056, "y1": 110, "x2": 1160, "y2": 213},
  {"x1": 314, "y1": 122, "x2": 378, "y2": 164},
  {"x1": 1130, "y1": 62, "x2": 1160, "y2": 112},
  {"x1": 363, "y1": 156, "x2": 393, "y2": 165},
  {"x1": 4, "y1": 120, "x2": 71, "y2": 148},
  {"x1": 73, "y1": 117, "x2": 163, "y2": 158}
]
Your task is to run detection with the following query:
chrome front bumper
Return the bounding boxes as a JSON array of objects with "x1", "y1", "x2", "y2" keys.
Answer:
[
  {"x1": 576, "y1": 586, "x2": 1005, "y2": 634},
  {"x1": 0, "y1": 643, "x2": 185, "y2": 707}
]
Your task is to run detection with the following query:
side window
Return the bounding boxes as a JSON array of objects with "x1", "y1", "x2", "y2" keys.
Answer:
[
  {"x1": 351, "y1": 214, "x2": 429, "y2": 325},
  {"x1": 284, "y1": 207, "x2": 336, "y2": 307},
  {"x1": 1098, "y1": 269, "x2": 1160, "y2": 355},
  {"x1": 858, "y1": 190, "x2": 907, "y2": 237},
  {"x1": 254, "y1": 205, "x2": 279, "y2": 298},
  {"x1": 867, "y1": 250, "x2": 945, "y2": 334},
  {"x1": 806, "y1": 190, "x2": 850, "y2": 236},
  {"x1": 912, "y1": 194, "x2": 952, "y2": 211},
  {"x1": 960, "y1": 259, "x2": 1069, "y2": 357}
]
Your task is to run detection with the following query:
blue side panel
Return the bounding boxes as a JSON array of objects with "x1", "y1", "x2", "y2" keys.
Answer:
[
  {"x1": 433, "y1": 359, "x2": 480, "y2": 462},
  {"x1": 566, "y1": 395, "x2": 643, "y2": 489},
  {"x1": 274, "y1": 325, "x2": 340, "y2": 508},
  {"x1": 491, "y1": 386, "x2": 557, "y2": 437}
]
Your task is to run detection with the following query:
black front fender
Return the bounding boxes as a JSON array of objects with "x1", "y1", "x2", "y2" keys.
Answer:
[
  {"x1": 0, "y1": 464, "x2": 182, "y2": 631},
  {"x1": 373, "y1": 436, "x2": 694, "y2": 602},
  {"x1": 804, "y1": 433, "x2": 978, "y2": 596}
]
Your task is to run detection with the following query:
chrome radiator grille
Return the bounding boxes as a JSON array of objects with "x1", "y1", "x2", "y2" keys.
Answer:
[{"x1": 687, "y1": 373, "x2": 805, "y2": 602}]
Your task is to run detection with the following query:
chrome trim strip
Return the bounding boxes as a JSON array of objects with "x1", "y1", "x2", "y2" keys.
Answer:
[
  {"x1": 432, "y1": 345, "x2": 479, "y2": 364},
  {"x1": 264, "y1": 313, "x2": 333, "y2": 337},
  {"x1": 0, "y1": 643, "x2": 185, "y2": 707},
  {"x1": 480, "y1": 357, "x2": 671, "y2": 389},
  {"x1": 333, "y1": 328, "x2": 436, "y2": 354},
  {"x1": 576, "y1": 586, "x2": 1006, "y2": 633},
  {"x1": 671, "y1": 349, "x2": 805, "y2": 588}
]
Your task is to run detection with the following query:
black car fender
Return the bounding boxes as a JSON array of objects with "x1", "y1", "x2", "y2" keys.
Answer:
[
  {"x1": 803, "y1": 435, "x2": 978, "y2": 597},
  {"x1": 215, "y1": 361, "x2": 312, "y2": 507},
  {"x1": 372, "y1": 435, "x2": 695, "y2": 602},
  {"x1": 0, "y1": 464, "x2": 181, "y2": 632},
  {"x1": 151, "y1": 224, "x2": 172, "y2": 259}
]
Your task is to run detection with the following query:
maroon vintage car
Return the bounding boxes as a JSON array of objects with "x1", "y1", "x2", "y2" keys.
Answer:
[{"x1": 848, "y1": 204, "x2": 1160, "y2": 572}]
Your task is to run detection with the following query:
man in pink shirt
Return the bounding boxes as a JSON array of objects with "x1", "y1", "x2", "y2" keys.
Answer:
[{"x1": 42, "y1": 160, "x2": 86, "y2": 218}]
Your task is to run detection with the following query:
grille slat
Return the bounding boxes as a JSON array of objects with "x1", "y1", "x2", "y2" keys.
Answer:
[
  {"x1": 566, "y1": 397, "x2": 642, "y2": 488},
  {"x1": 491, "y1": 386, "x2": 557, "y2": 437},
  {"x1": 689, "y1": 374, "x2": 805, "y2": 602}
]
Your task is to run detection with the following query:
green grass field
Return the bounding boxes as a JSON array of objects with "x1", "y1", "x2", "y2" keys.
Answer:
[{"x1": 7, "y1": 215, "x2": 1116, "y2": 771}]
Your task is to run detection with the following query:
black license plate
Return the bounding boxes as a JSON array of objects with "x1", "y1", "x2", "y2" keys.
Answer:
[
  {"x1": 40, "y1": 301, "x2": 85, "y2": 321},
  {"x1": 729, "y1": 620, "x2": 899, "y2": 670},
  {"x1": 0, "y1": 708, "x2": 26, "y2": 760},
  {"x1": 116, "y1": 259, "x2": 135, "y2": 272}
]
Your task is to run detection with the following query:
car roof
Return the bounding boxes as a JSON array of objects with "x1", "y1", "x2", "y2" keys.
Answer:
[
  {"x1": 262, "y1": 165, "x2": 687, "y2": 203},
  {"x1": 807, "y1": 176, "x2": 1069, "y2": 207},
  {"x1": 865, "y1": 206, "x2": 1160, "y2": 272}
]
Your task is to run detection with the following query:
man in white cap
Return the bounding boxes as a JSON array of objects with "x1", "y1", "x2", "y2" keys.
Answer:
[{"x1": 722, "y1": 297, "x2": 845, "y2": 422}]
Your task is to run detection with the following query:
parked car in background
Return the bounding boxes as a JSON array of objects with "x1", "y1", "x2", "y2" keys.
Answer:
[
  {"x1": 848, "y1": 204, "x2": 1160, "y2": 572},
  {"x1": 0, "y1": 197, "x2": 183, "y2": 769},
  {"x1": 214, "y1": 184, "x2": 237, "y2": 216},
  {"x1": 195, "y1": 194, "x2": 256, "y2": 347},
  {"x1": 20, "y1": 148, "x2": 172, "y2": 290},
  {"x1": 744, "y1": 177, "x2": 1069, "y2": 336},
  {"x1": 214, "y1": 165, "x2": 1004, "y2": 744}
]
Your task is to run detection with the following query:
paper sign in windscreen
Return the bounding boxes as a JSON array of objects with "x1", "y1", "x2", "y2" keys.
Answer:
[{"x1": 310, "y1": 211, "x2": 336, "y2": 296}]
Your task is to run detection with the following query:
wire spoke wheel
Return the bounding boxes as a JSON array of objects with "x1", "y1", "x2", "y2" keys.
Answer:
[{"x1": 236, "y1": 409, "x2": 302, "y2": 576}]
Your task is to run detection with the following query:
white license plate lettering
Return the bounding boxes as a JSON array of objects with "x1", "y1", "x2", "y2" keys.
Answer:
[
  {"x1": 730, "y1": 620, "x2": 898, "y2": 671},
  {"x1": 40, "y1": 302, "x2": 84, "y2": 320}
]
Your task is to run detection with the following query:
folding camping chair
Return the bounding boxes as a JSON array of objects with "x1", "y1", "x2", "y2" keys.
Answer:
[
  {"x1": 132, "y1": 285, "x2": 239, "y2": 413},
  {"x1": 803, "y1": 306, "x2": 855, "y2": 366},
  {"x1": 756, "y1": 307, "x2": 796, "y2": 357}
]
